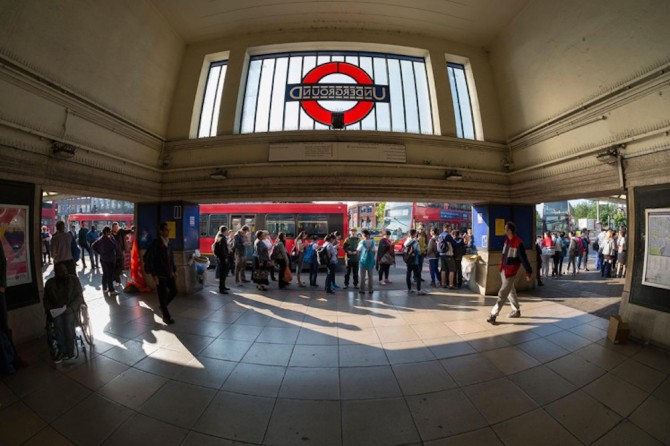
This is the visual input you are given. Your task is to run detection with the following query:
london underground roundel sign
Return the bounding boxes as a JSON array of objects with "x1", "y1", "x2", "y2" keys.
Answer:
[{"x1": 286, "y1": 62, "x2": 390, "y2": 127}]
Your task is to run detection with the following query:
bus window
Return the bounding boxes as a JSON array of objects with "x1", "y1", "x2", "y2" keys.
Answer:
[
  {"x1": 199, "y1": 214, "x2": 209, "y2": 237},
  {"x1": 297, "y1": 215, "x2": 328, "y2": 237},
  {"x1": 266, "y1": 214, "x2": 295, "y2": 238},
  {"x1": 208, "y1": 214, "x2": 228, "y2": 237}
]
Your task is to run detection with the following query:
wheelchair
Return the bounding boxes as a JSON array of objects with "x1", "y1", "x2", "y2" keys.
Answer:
[{"x1": 46, "y1": 303, "x2": 93, "y2": 361}]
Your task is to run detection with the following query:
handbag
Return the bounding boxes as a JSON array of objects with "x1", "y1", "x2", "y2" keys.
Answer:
[
  {"x1": 541, "y1": 246, "x2": 554, "y2": 256},
  {"x1": 253, "y1": 268, "x2": 268, "y2": 282},
  {"x1": 284, "y1": 265, "x2": 293, "y2": 282},
  {"x1": 380, "y1": 251, "x2": 394, "y2": 265}
]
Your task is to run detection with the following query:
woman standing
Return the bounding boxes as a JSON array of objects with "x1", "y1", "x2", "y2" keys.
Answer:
[
  {"x1": 294, "y1": 231, "x2": 307, "y2": 287},
  {"x1": 601, "y1": 230, "x2": 616, "y2": 278},
  {"x1": 91, "y1": 226, "x2": 117, "y2": 295},
  {"x1": 426, "y1": 227, "x2": 440, "y2": 287},
  {"x1": 377, "y1": 230, "x2": 394, "y2": 285},
  {"x1": 274, "y1": 232, "x2": 290, "y2": 289},
  {"x1": 357, "y1": 229, "x2": 376, "y2": 294},
  {"x1": 540, "y1": 232, "x2": 553, "y2": 279},
  {"x1": 566, "y1": 231, "x2": 579, "y2": 276},
  {"x1": 253, "y1": 231, "x2": 271, "y2": 291},
  {"x1": 41, "y1": 225, "x2": 52, "y2": 265}
]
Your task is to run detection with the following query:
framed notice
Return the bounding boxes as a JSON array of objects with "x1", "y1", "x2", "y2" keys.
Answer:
[
  {"x1": 642, "y1": 208, "x2": 670, "y2": 290},
  {"x1": 0, "y1": 205, "x2": 32, "y2": 287}
]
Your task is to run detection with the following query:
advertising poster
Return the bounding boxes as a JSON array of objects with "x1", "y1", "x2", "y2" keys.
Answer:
[
  {"x1": 0, "y1": 205, "x2": 32, "y2": 287},
  {"x1": 642, "y1": 208, "x2": 670, "y2": 290}
]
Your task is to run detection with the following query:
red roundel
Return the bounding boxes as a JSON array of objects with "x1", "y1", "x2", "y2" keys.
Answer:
[{"x1": 300, "y1": 62, "x2": 374, "y2": 126}]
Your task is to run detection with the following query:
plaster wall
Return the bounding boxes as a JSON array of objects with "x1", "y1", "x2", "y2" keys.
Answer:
[
  {"x1": 490, "y1": 0, "x2": 670, "y2": 138},
  {"x1": 0, "y1": 0, "x2": 184, "y2": 136}
]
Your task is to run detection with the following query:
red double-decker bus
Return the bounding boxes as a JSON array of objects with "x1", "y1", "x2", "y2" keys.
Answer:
[
  {"x1": 41, "y1": 202, "x2": 57, "y2": 232},
  {"x1": 199, "y1": 203, "x2": 348, "y2": 258},
  {"x1": 383, "y1": 202, "x2": 472, "y2": 252}
]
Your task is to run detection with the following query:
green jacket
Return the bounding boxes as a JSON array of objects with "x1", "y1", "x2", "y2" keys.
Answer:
[{"x1": 343, "y1": 236, "x2": 360, "y2": 262}]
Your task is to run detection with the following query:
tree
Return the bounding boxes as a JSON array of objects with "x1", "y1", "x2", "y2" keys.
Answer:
[{"x1": 375, "y1": 202, "x2": 386, "y2": 229}]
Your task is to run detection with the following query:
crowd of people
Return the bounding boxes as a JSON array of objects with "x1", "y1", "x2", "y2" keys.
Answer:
[
  {"x1": 210, "y1": 223, "x2": 476, "y2": 297},
  {"x1": 535, "y1": 226, "x2": 627, "y2": 284}
]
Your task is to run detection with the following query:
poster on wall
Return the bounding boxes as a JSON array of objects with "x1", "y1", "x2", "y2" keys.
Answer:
[
  {"x1": 642, "y1": 208, "x2": 670, "y2": 290},
  {"x1": 0, "y1": 205, "x2": 32, "y2": 287}
]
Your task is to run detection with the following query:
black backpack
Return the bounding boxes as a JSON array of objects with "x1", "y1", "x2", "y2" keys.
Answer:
[
  {"x1": 402, "y1": 242, "x2": 416, "y2": 264},
  {"x1": 317, "y1": 246, "x2": 331, "y2": 265},
  {"x1": 214, "y1": 239, "x2": 226, "y2": 259},
  {"x1": 438, "y1": 234, "x2": 452, "y2": 255},
  {"x1": 452, "y1": 238, "x2": 466, "y2": 257}
]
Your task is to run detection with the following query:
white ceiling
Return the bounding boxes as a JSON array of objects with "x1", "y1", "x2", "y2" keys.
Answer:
[{"x1": 151, "y1": 0, "x2": 531, "y2": 47}]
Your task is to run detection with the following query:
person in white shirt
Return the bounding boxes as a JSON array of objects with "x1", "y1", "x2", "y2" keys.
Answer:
[{"x1": 616, "y1": 229, "x2": 627, "y2": 278}]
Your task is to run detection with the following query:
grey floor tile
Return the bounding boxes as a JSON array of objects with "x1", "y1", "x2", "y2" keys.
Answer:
[
  {"x1": 21, "y1": 425, "x2": 75, "y2": 446},
  {"x1": 241, "y1": 342, "x2": 294, "y2": 366},
  {"x1": 463, "y1": 378, "x2": 538, "y2": 425},
  {"x1": 593, "y1": 419, "x2": 664, "y2": 446},
  {"x1": 98, "y1": 367, "x2": 167, "y2": 410},
  {"x1": 392, "y1": 360, "x2": 457, "y2": 395},
  {"x1": 493, "y1": 408, "x2": 581, "y2": 446},
  {"x1": 65, "y1": 354, "x2": 129, "y2": 390},
  {"x1": 101, "y1": 338, "x2": 160, "y2": 366},
  {"x1": 574, "y1": 342, "x2": 628, "y2": 370},
  {"x1": 221, "y1": 362, "x2": 286, "y2": 397},
  {"x1": 264, "y1": 399, "x2": 341, "y2": 446},
  {"x1": 425, "y1": 336, "x2": 477, "y2": 359},
  {"x1": 653, "y1": 376, "x2": 670, "y2": 404},
  {"x1": 406, "y1": 388, "x2": 488, "y2": 441},
  {"x1": 569, "y1": 323, "x2": 607, "y2": 342},
  {"x1": 23, "y1": 373, "x2": 90, "y2": 423},
  {"x1": 0, "y1": 401, "x2": 47, "y2": 445},
  {"x1": 545, "y1": 390, "x2": 621, "y2": 444},
  {"x1": 102, "y1": 413, "x2": 188, "y2": 446},
  {"x1": 199, "y1": 338, "x2": 253, "y2": 362},
  {"x1": 174, "y1": 355, "x2": 236, "y2": 389},
  {"x1": 279, "y1": 366, "x2": 340, "y2": 399},
  {"x1": 181, "y1": 431, "x2": 240, "y2": 445},
  {"x1": 483, "y1": 346, "x2": 540, "y2": 375},
  {"x1": 257, "y1": 326, "x2": 301, "y2": 344},
  {"x1": 217, "y1": 324, "x2": 263, "y2": 341},
  {"x1": 517, "y1": 337, "x2": 570, "y2": 363},
  {"x1": 51, "y1": 394, "x2": 133, "y2": 445},
  {"x1": 139, "y1": 380, "x2": 216, "y2": 428},
  {"x1": 339, "y1": 344, "x2": 389, "y2": 367},
  {"x1": 342, "y1": 398, "x2": 420, "y2": 445},
  {"x1": 634, "y1": 347, "x2": 670, "y2": 374},
  {"x1": 509, "y1": 365, "x2": 576, "y2": 405},
  {"x1": 340, "y1": 365, "x2": 402, "y2": 399},
  {"x1": 611, "y1": 358, "x2": 666, "y2": 392},
  {"x1": 544, "y1": 330, "x2": 593, "y2": 352},
  {"x1": 546, "y1": 352, "x2": 606, "y2": 387},
  {"x1": 441, "y1": 353, "x2": 503, "y2": 386},
  {"x1": 384, "y1": 340, "x2": 437, "y2": 364},
  {"x1": 629, "y1": 396, "x2": 670, "y2": 445},
  {"x1": 423, "y1": 427, "x2": 502, "y2": 445},
  {"x1": 193, "y1": 391, "x2": 275, "y2": 444},
  {"x1": 584, "y1": 373, "x2": 649, "y2": 416},
  {"x1": 289, "y1": 344, "x2": 339, "y2": 367}
]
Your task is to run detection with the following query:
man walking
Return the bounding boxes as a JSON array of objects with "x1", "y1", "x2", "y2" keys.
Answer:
[
  {"x1": 213, "y1": 225, "x2": 231, "y2": 294},
  {"x1": 486, "y1": 221, "x2": 533, "y2": 324},
  {"x1": 404, "y1": 229, "x2": 426, "y2": 295},
  {"x1": 51, "y1": 221, "x2": 76, "y2": 275},
  {"x1": 78, "y1": 222, "x2": 93, "y2": 269},
  {"x1": 144, "y1": 223, "x2": 177, "y2": 324}
]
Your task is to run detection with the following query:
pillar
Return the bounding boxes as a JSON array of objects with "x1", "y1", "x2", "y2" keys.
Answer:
[{"x1": 471, "y1": 204, "x2": 536, "y2": 295}]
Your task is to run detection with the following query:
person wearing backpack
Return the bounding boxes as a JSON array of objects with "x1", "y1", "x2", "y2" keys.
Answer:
[
  {"x1": 403, "y1": 229, "x2": 426, "y2": 295},
  {"x1": 212, "y1": 225, "x2": 231, "y2": 294},
  {"x1": 233, "y1": 226, "x2": 251, "y2": 285},
  {"x1": 357, "y1": 229, "x2": 376, "y2": 294},
  {"x1": 376, "y1": 230, "x2": 394, "y2": 285},
  {"x1": 579, "y1": 229, "x2": 590, "y2": 271},
  {"x1": 86, "y1": 225, "x2": 101, "y2": 269},
  {"x1": 451, "y1": 229, "x2": 466, "y2": 288},
  {"x1": 342, "y1": 228, "x2": 360, "y2": 289},
  {"x1": 323, "y1": 234, "x2": 338, "y2": 294},
  {"x1": 92, "y1": 226, "x2": 118, "y2": 296},
  {"x1": 438, "y1": 223, "x2": 457, "y2": 289},
  {"x1": 305, "y1": 235, "x2": 319, "y2": 287}
]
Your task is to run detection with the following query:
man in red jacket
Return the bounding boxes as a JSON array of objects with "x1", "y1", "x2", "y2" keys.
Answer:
[{"x1": 487, "y1": 221, "x2": 533, "y2": 324}]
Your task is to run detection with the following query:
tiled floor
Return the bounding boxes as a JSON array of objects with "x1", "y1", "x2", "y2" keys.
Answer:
[{"x1": 1, "y1": 264, "x2": 669, "y2": 445}]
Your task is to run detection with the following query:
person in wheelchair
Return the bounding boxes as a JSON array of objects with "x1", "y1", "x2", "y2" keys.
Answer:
[{"x1": 44, "y1": 262, "x2": 84, "y2": 363}]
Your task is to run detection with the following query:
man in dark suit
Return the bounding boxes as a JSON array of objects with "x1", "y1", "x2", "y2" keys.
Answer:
[{"x1": 144, "y1": 222, "x2": 177, "y2": 324}]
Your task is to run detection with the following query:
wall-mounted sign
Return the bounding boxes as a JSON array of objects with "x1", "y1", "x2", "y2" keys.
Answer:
[
  {"x1": 642, "y1": 208, "x2": 670, "y2": 290},
  {"x1": 285, "y1": 62, "x2": 389, "y2": 127},
  {"x1": 0, "y1": 205, "x2": 31, "y2": 287}
]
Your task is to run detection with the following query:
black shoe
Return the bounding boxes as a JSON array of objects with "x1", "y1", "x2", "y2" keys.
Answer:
[
  {"x1": 326, "y1": 290, "x2": 335, "y2": 294},
  {"x1": 223, "y1": 287, "x2": 231, "y2": 291},
  {"x1": 508, "y1": 310, "x2": 521, "y2": 318},
  {"x1": 486, "y1": 315, "x2": 497, "y2": 324},
  {"x1": 163, "y1": 317, "x2": 175, "y2": 324},
  {"x1": 219, "y1": 290, "x2": 229, "y2": 294}
]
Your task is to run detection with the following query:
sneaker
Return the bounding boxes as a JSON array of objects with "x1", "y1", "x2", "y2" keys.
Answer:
[
  {"x1": 508, "y1": 310, "x2": 521, "y2": 318},
  {"x1": 343, "y1": 285, "x2": 349, "y2": 289},
  {"x1": 53, "y1": 352, "x2": 64, "y2": 364},
  {"x1": 385, "y1": 279, "x2": 392, "y2": 284},
  {"x1": 380, "y1": 280, "x2": 387, "y2": 285},
  {"x1": 408, "y1": 289, "x2": 415, "y2": 294},
  {"x1": 163, "y1": 316, "x2": 175, "y2": 324},
  {"x1": 417, "y1": 290, "x2": 427, "y2": 295},
  {"x1": 486, "y1": 315, "x2": 497, "y2": 324}
]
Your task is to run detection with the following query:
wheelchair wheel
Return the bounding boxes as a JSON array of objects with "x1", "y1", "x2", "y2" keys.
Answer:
[{"x1": 79, "y1": 305, "x2": 94, "y2": 345}]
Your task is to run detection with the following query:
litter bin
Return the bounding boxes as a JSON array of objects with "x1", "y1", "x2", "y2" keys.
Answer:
[
  {"x1": 462, "y1": 255, "x2": 478, "y2": 291},
  {"x1": 194, "y1": 254, "x2": 210, "y2": 285}
]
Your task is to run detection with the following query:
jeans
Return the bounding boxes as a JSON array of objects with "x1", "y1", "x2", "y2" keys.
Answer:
[
  {"x1": 53, "y1": 311, "x2": 76, "y2": 357},
  {"x1": 218, "y1": 260, "x2": 229, "y2": 291},
  {"x1": 453, "y1": 256, "x2": 463, "y2": 287},
  {"x1": 235, "y1": 254, "x2": 247, "y2": 282},
  {"x1": 325, "y1": 263, "x2": 336, "y2": 291},
  {"x1": 428, "y1": 258, "x2": 439, "y2": 285},
  {"x1": 80, "y1": 243, "x2": 94, "y2": 266},
  {"x1": 156, "y1": 276, "x2": 177, "y2": 319},
  {"x1": 359, "y1": 266, "x2": 374, "y2": 292},
  {"x1": 406, "y1": 264, "x2": 421, "y2": 291},
  {"x1": 378, "y1": 263, "x2": 390, "y2": 281},
  {"x1": 309, "y1": 261, "x2": 318, "y2": 286}
]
